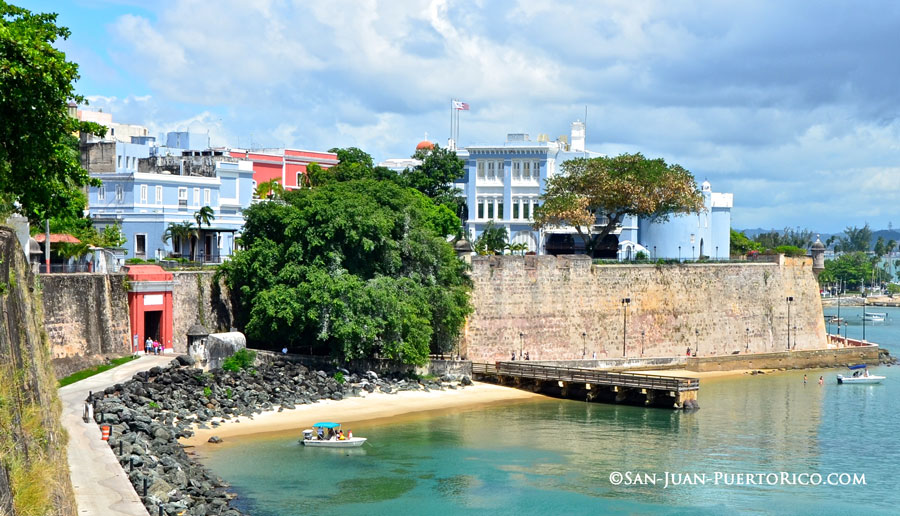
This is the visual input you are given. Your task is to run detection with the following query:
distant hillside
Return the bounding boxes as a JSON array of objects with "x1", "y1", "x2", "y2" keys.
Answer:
[{"x1": 735, "y1": 227, "x2": 900, "y2": 249}]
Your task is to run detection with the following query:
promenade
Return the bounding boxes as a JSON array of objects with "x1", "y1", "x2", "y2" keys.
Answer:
[{"x1": 59, "y1": 355, "x2": 176, "y2": 516}]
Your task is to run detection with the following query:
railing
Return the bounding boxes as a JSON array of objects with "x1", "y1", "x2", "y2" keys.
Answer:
[{"x1": 474, "y1": 361, "x2": 699, "y2": 392}]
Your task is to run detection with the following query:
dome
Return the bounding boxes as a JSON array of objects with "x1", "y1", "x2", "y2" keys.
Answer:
[
  {"x1": 811, "y1": 236, "x2": 825, "y2": 250},
  {"x1": 701, "y1": 180, "x2": 711, "y2": 192},
  {"x1": 416, "y1": 140, "x2": 434, "y2": 151},
  {"x1": 454, "y1": 238, "x2": 474, "y2": 254}
]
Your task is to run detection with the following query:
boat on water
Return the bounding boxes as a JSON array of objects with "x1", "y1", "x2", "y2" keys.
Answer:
[
  {"x1": 861, "y1": 312, "x2": 887, "y2": 322},
  {"x1": 837, "y1": 364, "x2": 885, "y2": 384},
  {"x1": 301, "y1": 422, "x2": 367, "y2": 447}
]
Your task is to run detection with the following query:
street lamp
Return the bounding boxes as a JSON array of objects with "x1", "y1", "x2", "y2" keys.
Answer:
[
  {"x1": 653, "y1": 246, "x2": 657, "y2": 259},
  {"x1": 692, "y1": 245, "x2": 695, "y2": 261},
  {"x1": 862, "y1": 297, "x2": 867, "y2": 342},
  {"x1": 786, "y1": 296, "x2": 794, "y2": 350},
  {"x1": 581, "y1": 332, "x2": 587, "y2": 359},
  {"x1": 678, "y1": 246, "x2": 682, "y2": 261},
  {"x1": 519, "y1": 332, "x2": 524, "y2": 359},
  {"x1": 716, "y1": 246, "x2": 719, "y2": 260},
  {"x1": 641, "y1": 330, "x2": 645, "y2": 356},
  {"x1": 745, "y1": 327, "x2": 750, "y2": 352},
  {"x1": 793, "y1": 325, "x2": 798, "y2": 349},
  {"x1": 621, "y1": 298, "x2": 631, "y2": 357},
  {"x1": 695, "y1": 328, "x2": 699, "y2": 356}
]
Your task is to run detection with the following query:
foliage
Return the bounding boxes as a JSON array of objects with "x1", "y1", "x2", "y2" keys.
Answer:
[
  {"x1": 124, "y1": 257, "x2": 156, "y2": 264},
  {"x1": 774, "y1": 245, "x2": 807, "y2": 257},
  {"x1": 887, "y1": 284, "x2": 900, "y2": 295},
  {"x1": 162, "y1": 221, "x2": 197, "y2": 258},
  {"x1": 404, "y1": 143, "x2": 465, "y2": 212},
  {"x1": 754, "y1": 227, "x2": 814, "y2": 250},
  {"x1": 873, "y1": 237, "x2": 896, "y2": 258},
  {"x1": 255, "y1": 178, "x2": 284, "y2": 200},
  {"x1": 202, "y1": 386, "x2": 212, "y2": 398},
  {"x1": 533, "y1": 153, "x2": 704, "y2": 257},
  {"x1": 817, "y1": 252, "x2": 888, "y2": 289},
  {"x1": 221, "y1": 179, "x2": 472, "y2": 365},
  {"x1": 54, "y1": 240, "x2": 91, "y2": 261},
  {"x1": 634, "y1": 251, "x2": 648, "y2": 261},
  {"x1": 32, "y1": 215, "x2": 125, "y2": 248},
  {"x1": 221, "y1": 348, "x2": 257, "y2": 372},
  {"x1": 0, "y1": 1, "x2": 107, "y2": 221},
  {"x1": 194, "y1": 205, "x2": 215, "y2": 229},
  {"x1": 148, "y1": 401, "x2": 160, "y2": 410},
  {"x1": 333, "y1": 371, "x2": 345, "y2": 384},
  {"x1": 835, "y1": 224, "x2": 873, "y2": 253},
  {"x1": 57, "y1": 355, "x2": 138, "y2": 387},
  {"x1": 473, "y1": 221, "x2": 508, "y2": 255}
]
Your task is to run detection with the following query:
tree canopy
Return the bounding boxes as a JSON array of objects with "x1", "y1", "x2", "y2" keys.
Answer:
[
  {"x1": 405, "y1": 144, "x2": 465, "y2": 212},
  {"x1": 0, "y1": 2, "x2": 105, "y2": 221},
  {"x1": 533, "y1": 153, "x2": 704, "y2": 257},
  {"x1": 754, "y1": 227, "x2": 814, "y2": 250},
  {"x1": 221, "y1": 179, "x2": 471, "y2": 365},
  {"x1": 818, "y1": 251, "x2": 889, "y2": 290},
  {"x1": 836, "y1": 224, "x2": 872, "y2": 252}
]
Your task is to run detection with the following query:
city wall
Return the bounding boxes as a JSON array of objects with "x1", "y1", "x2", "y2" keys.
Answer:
[
  {"x1": 171, "y1": 271, "x2": 233, "y2": 353},
  {"x1": 41, "y1": 273, "x2": 131, "y2": 377},
  {"x1": 462, "y1": 255, "x2": 828, "y2": 362}
]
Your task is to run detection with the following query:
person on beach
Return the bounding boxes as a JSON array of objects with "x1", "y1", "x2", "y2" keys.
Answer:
[
  {"x1": 818, "y1": 376, "x2": 824, "y2": 386},
  {"x1": 803, "y1": 374, "x2": 808, "y2": 384}
]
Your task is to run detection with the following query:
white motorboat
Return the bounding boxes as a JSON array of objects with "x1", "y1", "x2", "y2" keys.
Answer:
[
  {"x1": 837, "y1": 364, "x2": 885, "y2": 384},
  {"x1": 862, "y1": 312, "x2": 886, "y2": 322},
  {"x1": 301, "y1": 422, "x2": 367, "y2": 447}
]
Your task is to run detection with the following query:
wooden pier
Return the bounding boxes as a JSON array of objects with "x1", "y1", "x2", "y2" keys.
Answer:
[{"x1": 472, "y1": 362, "x2": 699, "y2": 409}]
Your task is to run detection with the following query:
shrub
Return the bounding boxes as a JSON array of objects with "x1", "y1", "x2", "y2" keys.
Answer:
[
  {"x1": 333, "y1": 371, "x2": 345, "y2": 384},
  {"x1": 203, "y1": 386, "x2": 212, "y2": 398},
  {"x1": 775, "y1": 245, "x2": 807, "y2": 257},
  {"x1": 634, "y1": 251, "x2": 648, "y2": 261},
  {"x1": 222, "y1": 348, "x2": 257, "y2": 372},
  {"x1": 148, "y1": 401, "x2": 160, "y2": 409}
]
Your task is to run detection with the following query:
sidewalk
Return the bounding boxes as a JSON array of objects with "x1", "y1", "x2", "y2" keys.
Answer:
[{"x1": 59, "y1": 355, "x2": 177, "y2": 516}]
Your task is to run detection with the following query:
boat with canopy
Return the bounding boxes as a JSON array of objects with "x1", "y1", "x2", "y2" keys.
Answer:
[
  {"x1": 300, "y1": 422, "x2": 367, "y2": 447},
  {"x1": 837, "y1": 364, "x2": 885, "y2": 384}
]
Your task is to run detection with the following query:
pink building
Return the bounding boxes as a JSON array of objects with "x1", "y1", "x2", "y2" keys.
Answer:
[{"x1": 227, "y1": 148, "x2": 339, "y2": 191}]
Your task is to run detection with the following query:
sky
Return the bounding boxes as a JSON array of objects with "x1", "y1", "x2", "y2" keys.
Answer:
[{"x1": 18, "y1": 0, "x2": 900, "y2": 232}]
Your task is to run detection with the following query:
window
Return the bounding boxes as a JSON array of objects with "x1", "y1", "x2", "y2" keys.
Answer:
[
  {"x1": 140, "y1": 184, "x2": 147, "y2": 203},
  {"x1": 217, "y1": 234, "x2": 223, "y2": 249},
  {"x1": 488, "y1": 201, "x2": 494, "y2": 219},
  {"x1": 178, "y1": 187, "x2": 188, "y2": 200},
  {"x1": 98, "y1": 185, "x2": 106, "y2": 201},
  {"x1": 523, "y1": 202, "x2": 530, "y2": 220},
  {"x1": 512, "y1": 201, "x2": 519, "y2": 219},
  {"x1": 135, "y1": 234, "x2": 146, "y2": 257},
  {"x1": 117, "y1": 156, "x2": 122, "y2": 168},
  {"x1": 477, "y1": 201, "x2": 484, "y2": 219},
  {"x1": 497, "y1": 202, "x2": 504, "y2": 220},
  {"x1": 155, "y1": 185, "x2": 162, "y2": 204},
  {"x1": 193, "y1": 188, "x2": 200, "y2": 205},
  {"x1": 477, "y1": 161, "x2": 485, "y2": 179},
  {"x1": 115, "y1": 184, "x2": 123, "y2": 201},
  {"x1": 512, "y1": 161, "x2": 520, "y2": 180},
  {"x1": 204, "y1": 188, "x2": 211, "y2": 205},
  {"x1": 487, "y1": 162, "x2": 494, "y2": 180},
  {"x1": 533, "y1": 161, "x2": 541, "y2": 178},
  {"x1": 497, "y1": 161, "x2": 504, "y2": 178},
  {"x1": 523, "y1": 161, "x2": 530, "y2": 180}
]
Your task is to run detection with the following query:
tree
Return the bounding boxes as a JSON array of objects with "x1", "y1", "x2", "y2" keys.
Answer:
[
  {"x1": 730, "y1": 229, "x2": 761, "y2": 256},
  {"x1": 0, "y1": 2, "x2": 106, "y2": 221},
  {"x1": 838, "y1": 224, "x2": 872, "y2": 252},
  {"x1": 818, "y1": 252, "x2": 874, "y2": 290},
  {"x1": 755, "y1": 227, "x2": 814, "y2": 250},
  {"x1": 533, "y1": 153, "x2": 704, "y2": 257},
  {"x1": 194, "y1": 205, "x2": 215, "y2": 229},
  {"x1": 221, "y1": 179, "x2": 471, "y2": 365},
  {"x1": 162, "y1": 221, "x2": 196, "y2": 259},
  {"x1": 403, "y1": 144, "x2": 465, "y2": 211},
  {"x1": 473, "y1": 221, "x2": 508, "y2": 255},
  {"x1": 255, "y1": 178, "x2": 284, "y2": 199},
  {"x1": 874, "y1": 236, "x2": 887, "y2": 258}
]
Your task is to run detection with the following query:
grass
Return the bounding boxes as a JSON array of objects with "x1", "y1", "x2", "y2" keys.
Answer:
[{"x1": 57, "y1": 355, "x2": 139, "y2": 387}]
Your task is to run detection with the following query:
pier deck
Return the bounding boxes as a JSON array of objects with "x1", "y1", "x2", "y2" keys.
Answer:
[{"x1": 473, "y1": 361, "x2": 699, "y2": 409}]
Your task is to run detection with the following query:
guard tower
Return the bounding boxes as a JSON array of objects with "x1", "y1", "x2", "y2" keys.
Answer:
[{"x1": 810, "y1": 236, "x2": 826, "y2": 277}]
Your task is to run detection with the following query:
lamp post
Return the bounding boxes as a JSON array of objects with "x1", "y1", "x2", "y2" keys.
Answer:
[
  {"x1": 621, "y1": 298, "x2": 631, "y2": 357},
  {"x1": 519, "y1": 332, "x2": 524, "y2": 359},
  {"x1": 692, "y1": 245, "x2": 695, "y2": 261},
  {"x1": 745, "y1": 327, "x2": 750, "y2": 352},
  {"x1": 786, "y1": 296, "x2": 794, "y2": 350},
  {"x1": 862, "y1": 298, "x2": 867, "y2": 343},
  {"x1": 581, "y1": 332, "x2": 587, "y2": 359},
  {"x1": 695, "y1": 328, "x2": 699, "y2": 356},
  {"x1": 641, "y1": 330, "x2": 645, "y2": 356},
  {"x1": 678, "y1": 246, "x2": 682, "y2": 261},
  {"x1": 793, "y1": 325, "x2": 798, "y2": 349},
  {"x1": 836, "y1": 278, "x2": 842, "y2": 336},
  {"x1": 653, "y1": 246, "x2": 657, "y2": 259},
  {"x1": 716, "y1": 246, "x2": 719, "y2": 260}
]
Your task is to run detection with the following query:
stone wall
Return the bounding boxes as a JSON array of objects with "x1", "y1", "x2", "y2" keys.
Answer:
[
  {"x1": 171, "y1": 271, "x2": 233, "y2": 353},
  {"x1": 463, "y1": 255, "x2": 828, "y2": 362},
  {"x1": 686, "y1": 346, "x2": 879, "y2": 372},
  {"x1": 41, "y1": 273, "x2": 131, "y2": 377}
]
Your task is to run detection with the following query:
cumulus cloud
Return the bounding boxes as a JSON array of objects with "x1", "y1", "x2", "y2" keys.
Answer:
[{"x1": 60, "y1": 0, "x2": 900, "y2": 231}]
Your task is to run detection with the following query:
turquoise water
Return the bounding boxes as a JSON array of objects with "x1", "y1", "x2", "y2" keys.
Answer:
[{"x1": 200, "y1": 312, "x2": 900, "y2": 515}]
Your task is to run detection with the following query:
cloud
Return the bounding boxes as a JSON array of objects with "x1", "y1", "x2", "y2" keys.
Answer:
[{"x1": 58, "y1": 0, "x2": 900, "y2": 232}]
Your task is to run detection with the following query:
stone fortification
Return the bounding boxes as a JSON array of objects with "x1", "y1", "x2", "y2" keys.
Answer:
[
  {"x1": 171, "y1": 271, "x2": 233, "y2": 353},
  {"x1": 41, "y1": 273, "x2": 131, "y2": 377},
  {"x1": 463, "y1": 255, "x2": 827, "y2": 362}
]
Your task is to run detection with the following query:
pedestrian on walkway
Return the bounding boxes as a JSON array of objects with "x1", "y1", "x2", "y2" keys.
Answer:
[{"x1": 145, "y1": 336, "x2": 152, "y2": 355}]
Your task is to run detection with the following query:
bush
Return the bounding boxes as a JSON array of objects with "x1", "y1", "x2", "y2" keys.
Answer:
[
  {"x1": 774, "y1": 245, "x2": 807, "y2": 257},
  {"x1": 333, "y1": 371, "x2": 345, "y2": 384},
  {"x1": 222, "y1": 348, "x2": 257, "y2": 372},
  {"x1": 203, "y1": 386, "x2": 212, "y2": 398},
  {"x1": 634, "y1": 251, "x2": 648, "y2": 261}
]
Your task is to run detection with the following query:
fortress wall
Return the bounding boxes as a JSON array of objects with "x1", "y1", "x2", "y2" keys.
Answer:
[{"x1": 463, "y1": 255, "x2": 827, "y2": 362}]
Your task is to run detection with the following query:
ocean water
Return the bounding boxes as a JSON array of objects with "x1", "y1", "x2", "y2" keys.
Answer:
[{"x1": 199, "y1": 309, "x2": 900, "y2": 516}]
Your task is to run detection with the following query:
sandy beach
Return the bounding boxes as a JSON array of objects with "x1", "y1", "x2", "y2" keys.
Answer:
[{"x1": 181, "y1": 382, "x2": 540, "y2": 447}]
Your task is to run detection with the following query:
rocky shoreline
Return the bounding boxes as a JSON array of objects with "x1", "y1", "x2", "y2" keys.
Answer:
[{"x1": 88, "y1": 355, "x2": 472, "y2": 515}]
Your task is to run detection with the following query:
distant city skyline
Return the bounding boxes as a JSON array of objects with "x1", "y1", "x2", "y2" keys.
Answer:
[{"x1": 21, "y1": 0, "x2": 900, "y2": 232}]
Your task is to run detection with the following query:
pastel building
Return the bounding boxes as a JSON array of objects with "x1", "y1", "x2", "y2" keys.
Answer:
[
  {"x1": 460, "y1": 121, "x2": 731, "y2": 259},
  {"x1": 87, "y1": 159, "x2": 255, "y2": 261},
  {"x1": 226, "y1": 148, "x2": 338, "y2": 192}
]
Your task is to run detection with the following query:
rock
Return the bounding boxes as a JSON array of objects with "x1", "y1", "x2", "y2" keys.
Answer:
[
  {"x1": 461, "y1": 375, "x2": 472, "y2": 385},
  {"x1": 176, "y1": 355, "x2": 196, "y2": 366},
  {"x1": 365, "y1": 370, "x2": 379, "y2": 381},
  {"x1": 208, "y1": 436, "x2": 223, "y2": 444}
]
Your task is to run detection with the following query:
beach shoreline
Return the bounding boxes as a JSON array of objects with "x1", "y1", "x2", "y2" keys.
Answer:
[{"x1": 180, "y1": 382, "x2": 541, "y2": 448}]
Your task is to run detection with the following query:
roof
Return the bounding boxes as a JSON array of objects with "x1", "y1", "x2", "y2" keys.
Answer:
[
  {"x1": 416, "y1": 140, "x2": 434, "y2": 151},
  {"x1": 123, "y1": 264, "x2": 173, "y2": 282},
  {"x1": 312, "y1": 422, "x2": 341, "y2": 428},
  {"x1": 187, "y1": 322, "x2": 210, "y2": 337},
  {"x1": 811, "y1": 237, "x2": 825, "y2": 250},
  {"x1": 33, "y1": 233, "x2": 81, "y2": 244}
]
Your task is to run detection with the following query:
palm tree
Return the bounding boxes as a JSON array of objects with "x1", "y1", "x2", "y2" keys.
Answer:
[
  {"x1": 163, "y1": 221, "x2": 197, "y2": 259},
  {"x1": 255, "y1": 179, "x2": 284, "y2": 200},
  {"x1": 194, "y1": 205, "x2": 215, "y2": 229}
]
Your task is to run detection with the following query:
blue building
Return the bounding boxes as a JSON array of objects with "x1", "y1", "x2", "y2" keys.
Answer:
[
  {"x1": 460, "y1": 121, "x2": 731, "y2": 259},
  {"x1": 87, "y1": 158, "x2": 255, "y2": 261}
]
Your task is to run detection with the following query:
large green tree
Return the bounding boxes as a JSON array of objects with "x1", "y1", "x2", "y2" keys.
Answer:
[
  {"x1": 837, "y1": 224, "x2": 872, "y2": 252},
  {"x1": 0, "y1": 2, "x2": 105, "y2": 221},
  {"x1": 533, "y1": 153, "x2": 705, "y2": 257},
  {"x1": 754, "y1": 227, "x2": 814, "y2": 250},
  {"x1": 222, "y1": 179, "x2": 471, "y2": 365},
  {"x1": 404, "y1": 143, "x2": 465, "y2": 212}
]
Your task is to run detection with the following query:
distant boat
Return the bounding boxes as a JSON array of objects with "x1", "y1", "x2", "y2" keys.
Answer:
[
  {"x1": 837, "y1": 364, "x2": 885, "y2": 384},
  {"x1": 861, "y1": 312, "x2": 887, "y2": 322},
  {"x1": 300, "y1": 422, "x2": 367, "y2": 448}
]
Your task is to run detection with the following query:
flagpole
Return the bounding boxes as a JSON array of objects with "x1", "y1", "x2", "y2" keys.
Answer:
[{"x1": 450, "y1": 98, "x2": 453, "y2": 149}]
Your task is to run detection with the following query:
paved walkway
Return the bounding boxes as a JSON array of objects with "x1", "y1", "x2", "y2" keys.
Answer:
[{"x1": 59, "y1": 355, "x2": 176, "y2": 516}]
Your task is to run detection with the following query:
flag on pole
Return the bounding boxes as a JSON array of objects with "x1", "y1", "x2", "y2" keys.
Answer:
[{"x1": 452, "y1": 100, "x2": 470, "y2": 110}]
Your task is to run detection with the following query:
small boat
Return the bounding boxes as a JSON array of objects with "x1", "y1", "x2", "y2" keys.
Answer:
[
  {"x1": 301, "y1": 422, "x2": 367, "y2": 447},
  {"x1": 861, "y1": 312, "x2": 886, "y2": 322},
  {"x1": 837, "y1": 364, "x2": 885, "y2": 384}
]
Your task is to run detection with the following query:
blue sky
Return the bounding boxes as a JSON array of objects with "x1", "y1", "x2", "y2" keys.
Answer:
[{"x1": 19, "y1": 0, "x2": 900, "y2": 232}]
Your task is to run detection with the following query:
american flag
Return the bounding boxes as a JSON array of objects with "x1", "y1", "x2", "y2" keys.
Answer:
[{"x1": 453, "y1": 100, "x2": 470, "y2": 110}]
